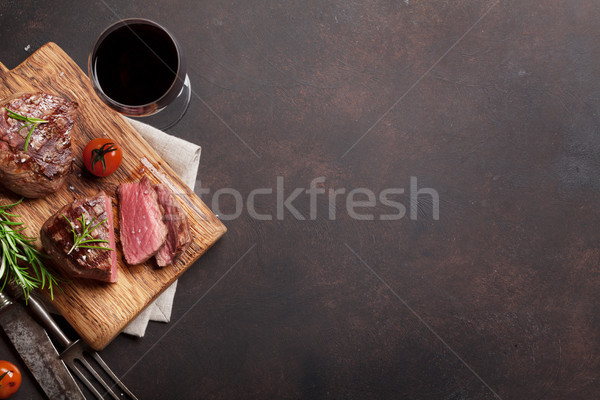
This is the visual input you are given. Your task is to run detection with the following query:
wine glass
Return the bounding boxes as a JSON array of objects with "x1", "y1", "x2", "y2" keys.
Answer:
[{"x1": 88, "y1": 18, "x2": 191, "y2": 130}]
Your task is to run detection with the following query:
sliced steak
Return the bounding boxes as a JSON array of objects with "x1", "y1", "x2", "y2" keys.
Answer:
[
  {"x1": 155, "y1": 184, "x2": 191, "y2": 267},
  {"x1": 118, "y1": 176, "x2": 167, "y2": 265},
  {"x1": 0, "y1": 92, "x2": 77, "y2": 198},
  {"x1": 40, "y1": 191, "x2": 117, "y2": 283}
]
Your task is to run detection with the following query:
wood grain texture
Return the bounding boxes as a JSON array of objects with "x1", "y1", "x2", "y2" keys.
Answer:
[{"x1": 0, "y1": 43, "x2": 226, "y2": 350}]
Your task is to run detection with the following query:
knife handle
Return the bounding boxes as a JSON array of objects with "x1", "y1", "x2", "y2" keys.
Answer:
[{"x1": 26, "y1": 294, "x2": 73, "y2": 349}]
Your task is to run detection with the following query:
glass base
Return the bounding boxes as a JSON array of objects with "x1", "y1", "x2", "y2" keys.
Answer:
[{"x1": 130, "y1": 74, "x2": 191, "y2": 131}]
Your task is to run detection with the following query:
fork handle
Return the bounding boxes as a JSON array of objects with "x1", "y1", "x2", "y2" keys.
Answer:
[
  {"x1": 0, "y1": 292, "x2": 14, "y2": 314},
  {"x1": 26, "y1": 294, "x2": 73, "y2": 349}
]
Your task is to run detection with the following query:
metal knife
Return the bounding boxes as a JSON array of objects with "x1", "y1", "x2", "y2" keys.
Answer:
[{"x1": 0, "y1": 291, "x2": 85, "y2": 400}]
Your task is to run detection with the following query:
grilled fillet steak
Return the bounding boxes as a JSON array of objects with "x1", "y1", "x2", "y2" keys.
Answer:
[
  {"x1": 41, "y1": 191, "x2": 117, "y2": 283},
  {"x1": 0, "y1": 92, "x2": 77, "y2": 198},
  {"x1": 155, "y1": 184, "x2": 191, "y2": 267},
  {"x1": 118, "y1": 176, "x2": 168, "y2": 265}
]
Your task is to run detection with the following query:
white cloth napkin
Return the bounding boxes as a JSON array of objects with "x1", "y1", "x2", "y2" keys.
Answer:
[{"x1": 122, "y1": 118, "x2": 201, "y2": 337}]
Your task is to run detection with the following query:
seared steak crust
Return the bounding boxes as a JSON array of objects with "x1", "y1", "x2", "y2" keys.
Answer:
[
  {"x1": 0, "y1": 92, "x2": 77, "y2": 198},
  {"x1": 155, "y1": 184, "x2": 191, "y2": 267},
  {"x1": 41, "y1": 191, "x2": 117, "y2": 283}
]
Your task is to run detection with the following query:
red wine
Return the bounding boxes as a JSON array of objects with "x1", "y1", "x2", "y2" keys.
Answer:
[{"x1": 92, "y1": 22, "x2": 179, "y2": 106}]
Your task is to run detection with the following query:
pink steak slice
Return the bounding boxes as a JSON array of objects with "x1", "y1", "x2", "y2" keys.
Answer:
[
  {"x1": 155, "y1": 184, "x2": 191, "y2": 267},
  {"x1": 40, "y1": 191, "x2": 117, "y2": 283},
  {"x1": 118, "y1": 176, "x2": 167, "y2": 265}
]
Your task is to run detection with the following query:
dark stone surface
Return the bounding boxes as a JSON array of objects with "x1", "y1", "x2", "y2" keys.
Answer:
[{"x1": 2, "y1": 0, "x2": 600, "y2": 398}]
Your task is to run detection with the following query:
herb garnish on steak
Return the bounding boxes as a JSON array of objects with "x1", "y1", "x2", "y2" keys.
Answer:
[
  {"x1": 0, "y1": 92, "x2": 77, "y2": 198},
  {"x1": 41, "y1": 191, "x2": 117, "y2": 283}
]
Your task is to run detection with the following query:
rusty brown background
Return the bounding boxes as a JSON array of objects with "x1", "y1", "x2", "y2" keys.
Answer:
[{"x1": 2, "y1": 1, "x2": 600, "y2": 399}]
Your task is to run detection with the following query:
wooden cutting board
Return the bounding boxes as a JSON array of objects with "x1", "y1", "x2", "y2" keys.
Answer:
[{"x1": 0, "y1": 43, "x2": 227, "y2": 350}]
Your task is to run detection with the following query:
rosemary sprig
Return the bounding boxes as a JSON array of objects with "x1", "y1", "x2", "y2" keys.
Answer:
[
  {"x1": 5, "y1": 108, "x2": 48, "y2": 152},
  {"x1": 0, "y1": 198, "x2": 61, "y2": 301},
  {"x1": 63, "y1": 213, "x2": 114, "y2": 255}
]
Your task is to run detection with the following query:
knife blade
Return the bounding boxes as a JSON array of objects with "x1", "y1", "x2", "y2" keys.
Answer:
[{"x1": 0, "y1": 292, "x2": 85, "y2": 400}]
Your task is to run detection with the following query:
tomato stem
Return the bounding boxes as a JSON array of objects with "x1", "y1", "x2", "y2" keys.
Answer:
[{"x1": 90, "y1": 142, "x2": 116, "y2": 173}]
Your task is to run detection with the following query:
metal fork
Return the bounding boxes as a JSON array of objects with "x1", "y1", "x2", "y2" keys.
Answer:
[{"x1": 25, "y1": 294, "x2": 138, "y2": 400}]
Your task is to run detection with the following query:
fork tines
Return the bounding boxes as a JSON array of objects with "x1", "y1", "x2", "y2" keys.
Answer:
[{"x1": 61, "y1": 340, "x2": 138, "y2": 400}]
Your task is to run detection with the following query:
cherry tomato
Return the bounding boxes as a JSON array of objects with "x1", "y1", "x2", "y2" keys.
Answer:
[
  {"x1": 0, "y1": 361, "x2": 21, "y2": 399},
  {"x1": 83, "y1": 138, "x2": 123, "y2": 177}
]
